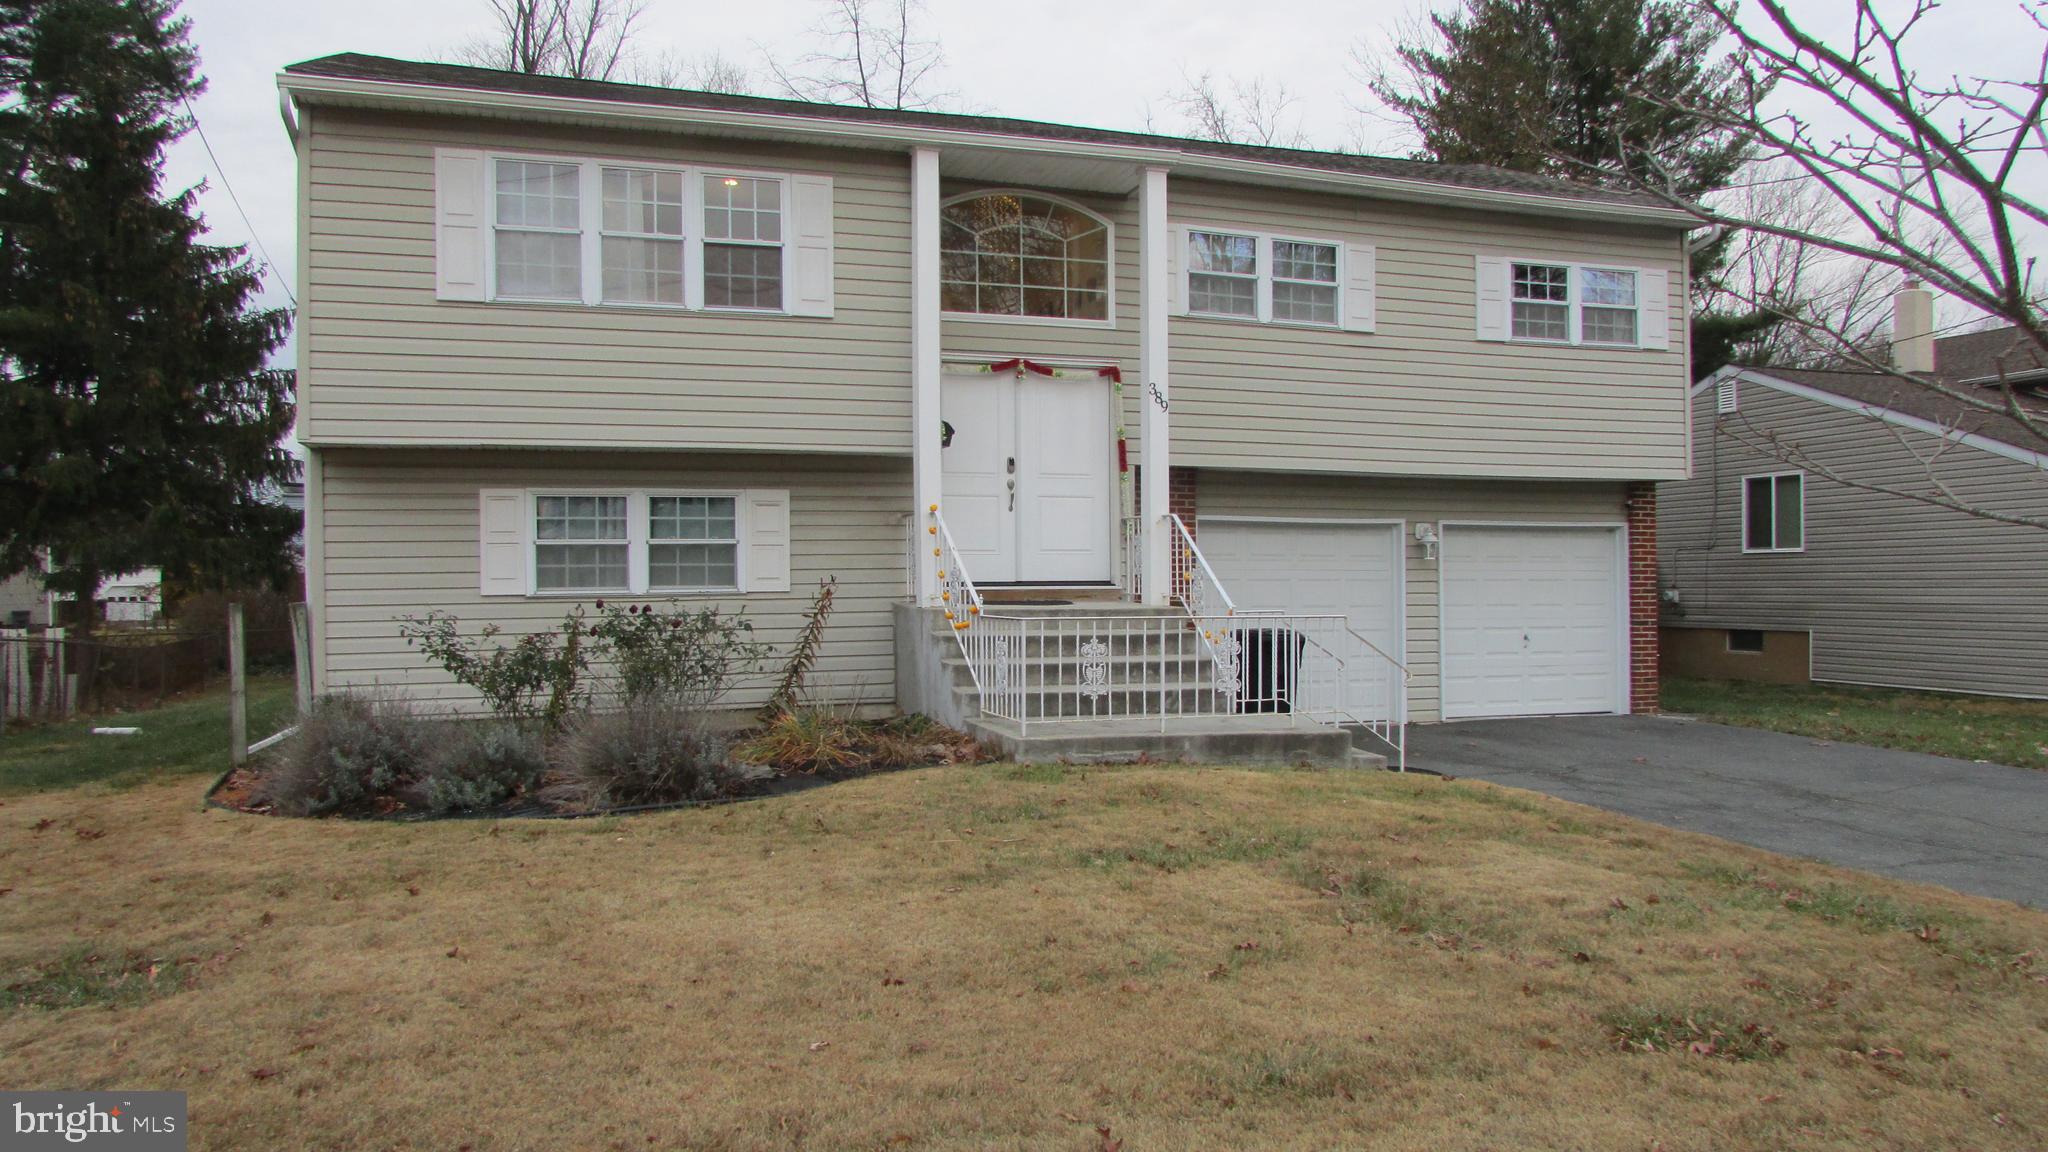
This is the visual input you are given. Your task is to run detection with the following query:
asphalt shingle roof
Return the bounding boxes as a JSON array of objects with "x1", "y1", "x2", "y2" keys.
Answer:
[{"x1": 283, "y1": 53, "x2": 1678, "y2": 213}]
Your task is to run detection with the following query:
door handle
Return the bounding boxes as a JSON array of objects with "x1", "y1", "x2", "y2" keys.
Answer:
[{"x1": 1007, "y1": 477, "x2": 1016, "y2": 511}]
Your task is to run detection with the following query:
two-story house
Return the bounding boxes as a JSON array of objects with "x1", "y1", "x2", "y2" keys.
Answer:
[{"x1": 278, "y1": 55, "x2": 1697, "y2": 760}]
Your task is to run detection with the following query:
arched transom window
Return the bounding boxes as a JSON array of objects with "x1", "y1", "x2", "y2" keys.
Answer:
[{"x1": 940, "y1": 193, "x2": 1111, "y2": 321}]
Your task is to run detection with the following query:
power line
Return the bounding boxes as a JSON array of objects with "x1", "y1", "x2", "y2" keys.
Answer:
[{"x1": 183, "y1": 96, "x2": 296, "y2": 309}]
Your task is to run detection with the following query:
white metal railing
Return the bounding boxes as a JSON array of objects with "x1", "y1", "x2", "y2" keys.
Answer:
[
  {"x1": 958, "y1": 611, "x2": 1408, "y2": 766},
  {"x1": 1119, "y1": 515, "x2": 1143, "y2": 600},
  {"x1": 926, "y1": 505, "x2": 985, "y2": 673},
  {"x1": 1168, "y1": 513, "x2": 1235, "y2": 618}
]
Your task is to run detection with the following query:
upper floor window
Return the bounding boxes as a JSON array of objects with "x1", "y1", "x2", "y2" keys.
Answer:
[
  {"x1": 1188, "y1": 231, "x2": 1258, "y2": 318},
  {"x1": 940, "y1": 193, "x2": 1111, "y2": 322},
  {"x1": 464, "y1": 153, "x2": 824, "y2": 317},
  {"x1": 600, "y1": 167, "x2": 685, "y2": 305},
  {"x1": 1272, "y1": 240, "x2": 1339, "y2": 325},
  {"x1": 704, "y1": 175, "x2": 784, "y2": 310},
  {"x1": 1184, "y1": 228, "x2": 1346, "y2": 328},
  {"x1": 1511, "y1": 262, "x2": 1642, "y2": 345},
  {"x1": 1743, "y1": 472, "x2": 1804, "y2": 553},
  {"x1": 495, "y1": 160, "x2": 583, "y2": 302}
]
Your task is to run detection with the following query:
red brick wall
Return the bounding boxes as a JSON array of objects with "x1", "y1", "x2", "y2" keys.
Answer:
[
  {"x1": 1625, "y1": 481, "x2": 1660, "y2": 713},
  {"x1": 1132, "y1": 466, "x2": 1199, "y2": 533},
  {"x1": 1170, "y1": 467, "x2": 1198, "y2": 534}
]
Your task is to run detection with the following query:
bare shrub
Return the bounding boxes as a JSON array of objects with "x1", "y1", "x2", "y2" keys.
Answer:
[
  {"x1": 402, "y1": 722, "x2": 549, "y2": 814},
  {"x1": 557, "y1": 705, "x2": 762, "y2": 808},
  {"x1": 255, "y1": 694, "x2": 435, "y2": 816}
]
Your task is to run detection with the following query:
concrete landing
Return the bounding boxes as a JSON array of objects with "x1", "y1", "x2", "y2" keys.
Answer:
[{"x1": 970, "y1": 714, "x2": 1382, "y2": 768}]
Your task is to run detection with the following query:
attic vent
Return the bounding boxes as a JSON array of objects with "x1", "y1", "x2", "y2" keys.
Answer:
[{"x1": 1716, "y1": 378, "x2": 1739, "y2": 414}]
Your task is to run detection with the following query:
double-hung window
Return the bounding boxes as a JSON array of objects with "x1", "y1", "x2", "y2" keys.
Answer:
[
  {"x1": 1271, "y1": 239, "x2": 1339, "y2": 325},
  {"x1": 649, "y1": 496, "x2": 740, "y2": 591},
  {"x1": 1743, "y1": 473, "x2": 1804, "y2": 553},
  {"x1": 480, "y1": 156, "x2": 800, "y2": 314},
  {"x1": 534, "y1": 495, "x2": 631, "y2": 592},
  {"x1": 494, "y1": 160, "x2": 584, "y2": 302},
  {"x1": 1509, "y1": 262, "x2": 1643, "y2": 345},
  {"x1": 1187, "y1": 231, "x2": 1260, "y2": 318},
  {"x1": 1581, "y1": 269, "x2": 1639, "y2": 345},
  {"x1": 1511, "y1": 263, "x2": 1571, "y2": 341},
  {"x1": 703, "y1": 175, "x2": 784, "y2": 310},
  {"x1": 600, "y1": 167, "x2": 685, "y2": 306}
]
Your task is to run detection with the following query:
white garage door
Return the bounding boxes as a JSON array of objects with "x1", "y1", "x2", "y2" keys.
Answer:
[
  {"x1": 1440, "y1": 525, "x2": 1623, "y2": 719},
  {"x1": 1198, "y1": 520, "x2": 1403, "y2": 721}
]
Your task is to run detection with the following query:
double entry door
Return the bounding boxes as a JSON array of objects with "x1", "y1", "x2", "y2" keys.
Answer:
[{"x1": 939, "y1": 367, "x2": 1114, "y2": 584}]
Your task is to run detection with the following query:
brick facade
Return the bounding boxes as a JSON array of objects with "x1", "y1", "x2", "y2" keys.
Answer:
[
  {"x1": 1131, "y1": 466, "x2": 1199, "y2": 533},
  {"x1": 1625, "y1": 481, "x2": 1660, "y2": 713}
]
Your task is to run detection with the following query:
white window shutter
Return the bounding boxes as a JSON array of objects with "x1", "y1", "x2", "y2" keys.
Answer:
[
  {"x1": 435, "y1": 149, "x2": 488, "y2": 302},
  {"x1": 1638, "y1": 268, "x2": 1671, "y2": 350},
  {"x1": 478, "y1": 489, "x2": 527, "y2": 597},
  {"x1": 742, "y1": 489, "x2": 792, "y2": 593},
  {"x1": 1342, "y1": 243, "x2": 1377, "y2": 333},
  {"x1": 789, "y1": 175, "x2": 835, "y2": 317},
  {"x1": 1474, "y1": 255, "x2": 1508, "y2": 341},
  {"x1": 1166, "y1": 225, "x2": 1189, "y2": 316}
]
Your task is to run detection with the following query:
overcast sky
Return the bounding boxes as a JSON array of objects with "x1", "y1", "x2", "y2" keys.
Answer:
[{"x1": 168, "y1": 0, "x2": 2044, "y2": 342}]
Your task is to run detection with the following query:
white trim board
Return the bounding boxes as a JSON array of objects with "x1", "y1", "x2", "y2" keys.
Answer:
[{"x1": 1695, "y1": 366, "x2": 2048, "y2": 471}]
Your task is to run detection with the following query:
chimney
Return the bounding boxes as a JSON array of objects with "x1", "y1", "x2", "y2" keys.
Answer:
[{"x1": 1893, "y1": 279, "x2": 1935, "y2": 374}]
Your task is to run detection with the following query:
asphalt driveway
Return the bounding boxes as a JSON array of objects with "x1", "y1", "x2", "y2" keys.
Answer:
[{"x1": 1407, "y1": 714, "x2": 2048, "y2": 908}]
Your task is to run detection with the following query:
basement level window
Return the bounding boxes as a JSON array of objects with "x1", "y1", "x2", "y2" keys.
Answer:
[{"x1": 1727, "y1": 629, "x2": 1766, "y2": 654}]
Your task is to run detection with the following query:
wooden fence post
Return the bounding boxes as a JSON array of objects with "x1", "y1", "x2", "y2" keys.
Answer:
[
  {"x1": 289, "y1": 602, "x2": 313, "y2": 717},
  {"x1": 228, "y1": 604, "x2": 247, "y2": 767}
]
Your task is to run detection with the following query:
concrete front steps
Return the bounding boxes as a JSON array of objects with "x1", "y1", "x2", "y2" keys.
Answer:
[{"x1": 892, "y1": 602, "x2": 1389, "y2": 768}]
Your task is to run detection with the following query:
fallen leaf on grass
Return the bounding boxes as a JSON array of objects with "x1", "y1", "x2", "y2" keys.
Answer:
[
  {"x1": 808, "y1": 1041, "x2": 830, "y2": 1052},
  {"x1": 1096, "y1": 1126, "x2": 1122, "y2": 1152},
  {"x1": 30, "y1": 819, "x2": 52, "y2": 833},
  {"x1": 249, "y1": 1068, "x2": 279, "y2": 1081},
  {"x1": 446, "y1": 947, "x2": 462, "y2": 959}
]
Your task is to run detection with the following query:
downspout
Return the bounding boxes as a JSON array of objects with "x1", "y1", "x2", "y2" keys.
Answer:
[{"x1": 277, "y1": 89, "x2": 300, "y2": 144}]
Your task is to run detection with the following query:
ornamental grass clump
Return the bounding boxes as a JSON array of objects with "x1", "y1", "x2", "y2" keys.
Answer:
[{"x1": 556, "y1": 705, "x2": 764, "y2": 809}]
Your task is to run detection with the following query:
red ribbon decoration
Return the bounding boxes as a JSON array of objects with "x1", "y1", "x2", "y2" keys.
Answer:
[{"x1": 985, "y1": 357, "x2": 1123, "y2": 384}]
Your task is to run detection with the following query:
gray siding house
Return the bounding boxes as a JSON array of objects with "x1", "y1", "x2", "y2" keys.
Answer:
[
  {"x1": 280, "y1": 54, "x2": 1699, "y2": 751},
  {"x1": 1661, "y1": 313, "x2": 2048, "y2": 698}
]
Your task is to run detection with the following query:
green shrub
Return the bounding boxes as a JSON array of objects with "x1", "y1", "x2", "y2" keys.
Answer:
[
  {"x1": 397, "y1": 609, "x2": 590, "y2": 732},
  {"x1": 402, "y1": 722, "x2": 549, "y2": 814},
  {"x1": 256, "y1": 694, "x2": 434, "y2": 816},
  {"x1": 558, "y1": 705, "x2": 761, "y2": 808},
  {"x1": 587, "y1": 601, "x2": 769, "y2": 708}
]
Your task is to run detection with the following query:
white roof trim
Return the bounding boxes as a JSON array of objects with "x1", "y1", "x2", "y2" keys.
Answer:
[
  {"x1": 276, "y1": 72, "x2": 1702, "y2": 229},
  {"x1": 1694, "y1": 364, "x2": 2048, "y2": 471}
]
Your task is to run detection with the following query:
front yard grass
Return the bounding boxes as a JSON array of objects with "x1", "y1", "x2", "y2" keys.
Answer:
[
  {"x1": 2, "y1": 763, "x2": 2042, "y2": 1149},
  {"x1": 1664, "y1": 676, "x2": 2048, "y2": 770},
  {"x1": 0, "y1": 673, "x2": 296, "y2": 794}
]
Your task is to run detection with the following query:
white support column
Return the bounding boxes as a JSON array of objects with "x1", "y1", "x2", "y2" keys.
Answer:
[
  {"x1": 910, "y1": 146, "x2": 943, "y2": 604},
  {"x1": 1138, "y1": 166, "x2": 1172, "y2": 606}
]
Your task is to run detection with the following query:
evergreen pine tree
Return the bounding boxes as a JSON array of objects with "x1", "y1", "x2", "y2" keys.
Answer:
[
  {"x1": 0, "y1": 0, "x2": 298, "y2": 636},
  {"x1": 1373, "y1": 0, "x2": 1774, "y2": 377}
]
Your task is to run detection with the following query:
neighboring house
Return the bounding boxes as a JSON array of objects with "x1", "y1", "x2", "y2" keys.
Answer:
[
  {"x1": 1660, "y1": 289, "x2": 2048, "y2": 698},
  {"x1": 0, "y1": 571, "x2": 48, "y2": 628},
  {"x1": 278, "y1": 54, "x2": 1698, "y2": 743}
]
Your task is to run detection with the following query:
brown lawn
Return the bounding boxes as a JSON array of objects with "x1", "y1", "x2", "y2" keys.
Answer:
[{"x1": 2, "y1": 763, "x2": 2043, "y2": 1151}]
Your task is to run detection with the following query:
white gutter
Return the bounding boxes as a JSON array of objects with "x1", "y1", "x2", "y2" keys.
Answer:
[{"x1": 275, "y1": 72, "x2": 1703, "y2": 229}]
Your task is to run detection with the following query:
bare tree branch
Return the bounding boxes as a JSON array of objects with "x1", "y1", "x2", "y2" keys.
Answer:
[
  {"x1": 452, "y1": 0, "x2": 646, "y2": 81},
  {"x1": 768, "y1": 0, "x2": 948, "y2": 110},
  {"x1": 1168, "y1": 69, "x2": 1310, "y2": 148},
  {"x1": 1604, "y1": 0, "x2": 2048, "y2": 473}
]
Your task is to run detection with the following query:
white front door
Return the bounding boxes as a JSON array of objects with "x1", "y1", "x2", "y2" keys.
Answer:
[
  {"x1": 941, "y1": 368, "x2": 1113, "y2": 584},
  {"x1": 1440, "y1": 525, "x2": 1624, "y2": 719},
  {"x1": 1200, "y1": 520, "x2": 1404, "y2": 721}
]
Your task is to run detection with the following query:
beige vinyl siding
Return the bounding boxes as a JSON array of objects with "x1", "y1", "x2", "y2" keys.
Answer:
[
  {"x1": 1197, "y1": 470, "x2": 1628, "y2": 721},
  {"x1": 312, "y1": 448, "x2": 910, "y2": 713},
  {"x1": 303, "y1": 108, "x2": 912, "y2": 453},
  {"x1": 1658, "y1": 382, "x2": 2048, "y2": 698},
  {"x1": 1168, "y1": 180, "x2": 1688, "y2": 480}
]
